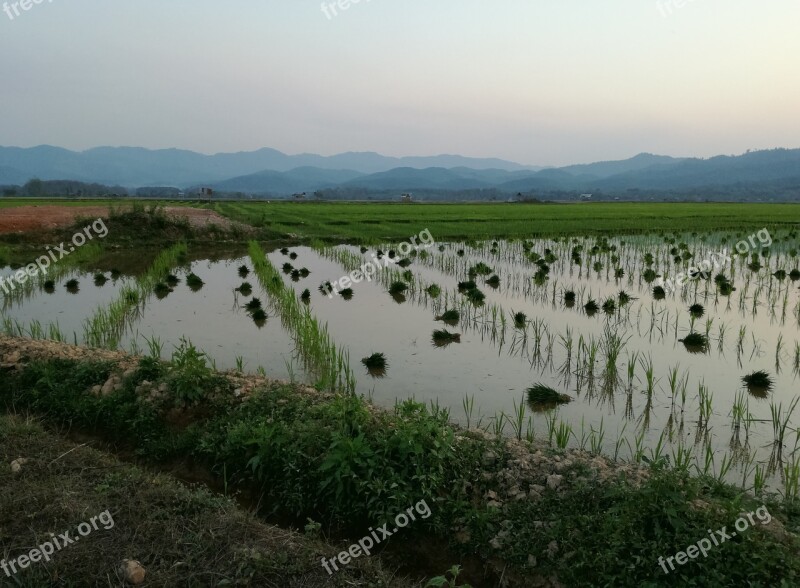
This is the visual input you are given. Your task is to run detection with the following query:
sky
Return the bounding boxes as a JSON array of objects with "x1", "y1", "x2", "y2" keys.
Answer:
[{"x1": 1, "y1": 0, "x2": 799, "y2": 167}]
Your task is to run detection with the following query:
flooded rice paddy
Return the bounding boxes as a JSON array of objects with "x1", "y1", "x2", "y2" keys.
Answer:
[{"x1": 3, "y1": 229, "x2": 800, "y2": 492}]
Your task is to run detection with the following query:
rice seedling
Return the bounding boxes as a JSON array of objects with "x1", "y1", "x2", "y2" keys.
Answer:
[
  {"x1": 602, "y1": 298, "x2": 617, "y2": 314},
  {"x1": 290, "y1": 269, "x2": 301, "y2": 281},
  {"x1": 432, "y1": 329, "x2": 461, "y2": 347},
  {"x1": 237, "y1": 281, "x2": 253, "y2": 296},
  {"x1": 245, "y1": 298, "x2": 263, "y2": 312},
  {"x1": 110, "y1": 268, "x2": 121, "y2": 279},
  {"x1": 166, "y1": 274, "x2": 180, "y2": 287},
  {"x1": 186, "y1": 272, "x2": 204, "y2": 291},
  {"x1": 652, "y1": 285, "x2": 666, "y2": 300},
  {"x1": 300, "y1": 268, "x2": 310, "y2": 278},
  {"x1": 289, "y1": 252, "x2": 298, "y2": 260},
  {"x1": 462, "y1": 394, "x2": 475, "y2": 429},
  {"x1": 94, "y1": 273, "x2": 108, "y2": 286},
  {"x1": 554, "y1": 420, "x2": 573, "y2": 449},
  {"x1": 485, "y1": 274, "x2": 501, "y2": 288},
  {"x1": 513, "y1": 311, "x2": 527, "y2": 329},
  {"x1": 389, "y1": 281, "x2": 408, "y2": 295},
  {"x1": 65, "y1": 279, "x2": 79, "y2": 293},
  {"x1": 563, "y1": 290, "x2": 576, "y2": 306},
  {"x1": 689, "y1": 303, "x2": 705, "y2": 318},
  {"x1": 426, "y1": 284, "x2": 442, "y2": 298},
  {"x1": 526, "y1": 383, "x2": 572, "y2": 409},
  {"x1": 238, "y1": 265, "x2": 249, "y2": 277},
  {"x1": 300, "y1": 288, "x2": 311, "y2": 303},
  {"x1": 435, "y1": 309, "x2": 460, "y2": 326},
  {"x1": 465, "y1": 287, "x2": 485, "y2": 305},
  {"x1": 153, "y1": 282, "x2": 172, "y2": 299},
  {"x1": 397, "y1": 258, "x2": 412, "y2": 268},
  {"x1": 280, "y1": 247, "x2": 289, "y2": 255},
  {"x1": 282, "y1": 262, "x2": 294, "y2": 273},
  {"x1": 319, "y1": 281, "x2": 333, "y2": 294},
  {"x1": 43, "y1": 280, "x2": 55, "y2": 293},
  {"x1": 618, "y1": 290, "x2": 632, "y2": 305},
  {"x1": 340, "y1": 288, "x2": 354, "y2": 300},
  {"x1": 362, "y1": 352, "x2": 388, "y2": 377},
  {"x1": 457, "y1": 280, "x2": 477, "y2": 292},
  {"x1": 743, "y1": 370, "x2": 773, "y2": 397},
  {"x1": 680, "y1": 332, "x2": 709, "y2": 353},
  {"x1": 584, "y1": 298, "x2": 599, "y2": 315}
]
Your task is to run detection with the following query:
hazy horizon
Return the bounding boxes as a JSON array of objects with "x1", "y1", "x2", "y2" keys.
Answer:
[{"x1": 2, "y1": 1, "x2": 798, "y2": 166}]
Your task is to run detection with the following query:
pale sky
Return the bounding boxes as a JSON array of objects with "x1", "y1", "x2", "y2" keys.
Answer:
[{"x1": 1, "y1": 0, "x2": 798, "y2": 166}]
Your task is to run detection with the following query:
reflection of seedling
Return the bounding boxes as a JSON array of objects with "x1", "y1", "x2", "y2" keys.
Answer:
[
  {"x1": 743, "y1": 370, "x2": 773, "y2": 396},
  {"x1": 680, "y1": 332, "x2": 708, "y2": 353},
  {"x1": 436, "y1": 309, "x2": 460, "y2": 326},
  {"x1": 689, "y1": 303, "x2": 705, "y2": 318},
  {"x1": 238, "y1": 265, "x2": 249, "y2": 277},
  {"x1": 426, "y1": 284, "x2": 442, "y2": 298},
  {"x1": 513, "y1": 311, "x2": 527, "y2": 328},
  {"x1": 527, "y1": 383, "x2": 571, "y2": 406},
  {"x1": 389, "y1": 281, "x2": 408, "y2": 294},
  {"x1": 340, "y1": 288, "x2": 354, "y2": 300},
  {"x1": 432, "y1": 329, "x2": 461, "y2": 347}
]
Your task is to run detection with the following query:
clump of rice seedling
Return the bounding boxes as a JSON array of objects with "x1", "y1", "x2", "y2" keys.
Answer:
[
  {"x1": 436, "y1": 309, "x2": 460, "y2": 326},
  {"x1": 251, "y1": 308, "x2": 267, "y2": 326},
  {"x1": 154, "y1": 282, "x2": 173, "y2": 299},
  {"x1": 432, "y1": 329, "x2": 461, "y2": 347},
  {"x1": 43, "y1": 280, "x2": 55, "y2": 293},
  {"x1": 389, "y1": 281, "x2": 407, "y2": 295},
  {"x1": 340, "y1": 288, "x2": 354, "y2": 300},
  {"x1": 584, "y1": 299, "x2": 599, "y2": 314},
  {"x1": 280, "y1": 247, "x2": 289, "y2": 255},
  {"x1": 513, "y1": 311, "x2": 527, "y2": 329},
  {"x1": 743, "y1": 370, "x2": 773, "y2": 396},
  {"x1": 602, "y1": 298, "x2": 616, "y2": 314},
  {"x1": 618, "y1": 291, "x2": 632, "y2": 305},
  {"x1": 237, "y1": 282, "x2": 253, "y2": 296},
  {"x1": 289, "y1": 252, "x2": 298, "y2": 260},
  {"x1": 426, "y1": 284, "x2": 442, "y2": 298},
  {"x1": 360, "y1": 246, "x2": 368, "y2": 254},
  {"x1": 402, "y1": 270, "x2": 414, "y2": 282},
  {"x1": 94, "y1": 273, "x2": 108, "y2": 286},
  {"x1": 526, "y1": 383, "x2": 572, "y2": 408},
  {"x1": 110, "y1": 268, "x2": 121, "y2": 279},
  {"x1": 300, "y1": 288, "x2": 311, "y2": 303},
  {"x1": 166, "y1": 274, "x2": 180, "y2": 287},
  {"x1": 282, "y1": 262, "x2": 294, "y2": 273},
  {"x1": 186, "y1": 273, "x2": 204, "y2": 290},
  {"x1": 789, "y1": 269, "x2": 800, "y2": 281},
  {"x1": 465, "y1": 287, "x2": 485, "y2": 305},
  {"x1": 719, "y1": 281, "x2": 735, "y2": 296},
  {"x1": 65, "y1": 279, "x2": 79, "y2": 293},
  {"x1": 486, "y1": 274, "x2": 501, "y2": 288},
  {"x1": 689, "y1": 303, "x2": 705, "y2": 318},
  {"x1": 245, "y1": 298, "x2": 262, "y2": 312},
  {"x1": 614, "y1": 268, "x2": 625, "y2": 278},
  {"x1": 470, "y1": 262, "x2": 494, "y2": 276},
  {"x1": 299, "y1": 268, "x2": 310, "y2": 277},
  {"x1": 643, "y1": 269, "x2": 657, "y2": 283},
  {"x1": 773, "y1": 269, "x2": 787, "y2": 280},
  {"x1": 564, "y1": 290, "x2": 576, "y2": 305},
  {"x1": 652, "y1": 285, "x2": 666, "y2": 300},
  {"x1": 458, "y1": 280, "x2": 477, "y2": 292},
  {"x1": 290, "y1": 269, "x2": 301, "y2": 281},
  {"x1": 319, "y1": 281, "x2": 333, "y2": 295},
  {"x1": 747, "y1": 260, "x2": 762, "y2": 272},
  {"x1": 362, "y1": 352, "x2": 388, "y2": 377},
  {"x1": 397, "y1": 258, "x2": 412, "y2": 268},
  {"x1": 388, "y1": 250, "x2": 397, "y2": 259},
  {"x1": 680, "y1": 332, "x2": 708, "y2": 353},
  {"x1": 457, "y1": 249, "x2": 465, "y2": 257},
  {"x1": 238, "y1": 265, "x2": 249, "y2": 277}
]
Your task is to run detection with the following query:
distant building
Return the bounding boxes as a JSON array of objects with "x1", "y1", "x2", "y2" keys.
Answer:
[
  {"x1": 198, "y1": 187, "x2": 213, "y2": 198},
  {"x1": 580, "y1": 193, "x2": 593, "y2": 201},
  {"x1": 292, "y1": 192, "x2": 307, "y2": 200},
  {"x1": 401, "y1": 193, "x2": 413, "y2": 203}
]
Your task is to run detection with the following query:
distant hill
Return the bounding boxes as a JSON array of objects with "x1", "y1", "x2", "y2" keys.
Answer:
[
  {"x1": 1, "y1": 145, "x2": 798, "y2": 201},
  {"x1": 0, "y1": 145, "x2": 535, "y2": 187}
]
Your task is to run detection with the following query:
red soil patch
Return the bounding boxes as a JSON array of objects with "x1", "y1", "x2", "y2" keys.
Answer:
[{"x1": 0, "y1": 205, "x2": 240, "y2": 234}]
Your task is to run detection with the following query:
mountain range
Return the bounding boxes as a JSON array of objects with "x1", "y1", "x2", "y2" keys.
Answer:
[{"x1": 1, "y1": 145, "x2": 799, "y2": 200}]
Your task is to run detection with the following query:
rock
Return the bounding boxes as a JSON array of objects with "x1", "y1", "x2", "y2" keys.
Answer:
[
  {"x1": 122, "y1": 368, "x2": 136, "y2": 380},
  {"x1": 10, "y1": 458, "x2": 28, "y2": 474},
  {"x1": 158, "y1": 382, "x2": 168, "y2": 393},
  {"x1": 119, "y1": 560, "x2": 146, "y2": 585},
  {"x1": 528, "y1": 554, "x2": 538, "y2": 567},
  {"x1": 483, "y1": 450, "x2": 497, "y2": 466},
  {"x1": 547, "y1": 540, "x2": 559, "y2": 558},
  {"x1": 91, "y1": 385, "x2": 102, "y2": 396},
  {"x1": 546, "y1": 474, "x2": 563, "y2": 490}
]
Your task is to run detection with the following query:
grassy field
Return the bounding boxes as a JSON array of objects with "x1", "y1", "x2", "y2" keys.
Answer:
[
  {"x1": 2, "y1": 199, "x2": 800, "y2": 242},
  {"x1": 206, "y1": 201, "x2": 800, "y2": 241}
]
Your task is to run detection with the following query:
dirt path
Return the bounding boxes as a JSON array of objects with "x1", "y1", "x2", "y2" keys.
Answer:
[{"x1": 0, "y1": 205, "x2": 240, "y2": 234}]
